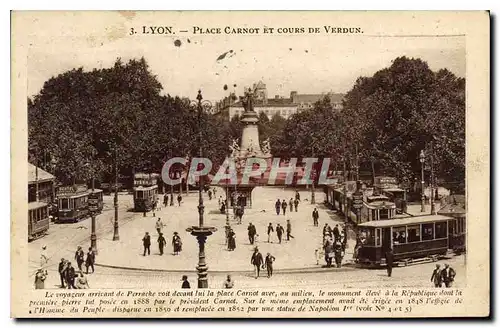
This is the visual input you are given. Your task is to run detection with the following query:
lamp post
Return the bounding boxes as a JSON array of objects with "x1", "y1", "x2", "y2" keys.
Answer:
[
  {"x1": 186, "y1": 90, "x2": 217, "y2": 288},
  {"x1": 112, "y1": 147, "x2": 120, "y2": 241},
  {"x1": 419, "y1": 149, "x2": 426, "y2": 213},
  {"x1": 90, "y1": 168, "x2": 98, "y2": 254},
  {"x1": 430, "y1": 142, "x2": 436, "y2": 215}
]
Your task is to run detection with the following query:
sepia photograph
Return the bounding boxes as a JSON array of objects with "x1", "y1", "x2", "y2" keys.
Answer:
[{"x1": 11, "y1": 10, "x2": 489, "y2": 318}]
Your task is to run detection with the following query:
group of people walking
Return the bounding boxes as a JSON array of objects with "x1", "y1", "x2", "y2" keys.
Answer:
[
  {"x1": 274, "y1": 191, "x2": 301, "y2": 215},
  {"x1": 162, "y1": 193, "x2": 183, "y2": 207},
  {"x1": 142, "y1": 228, "x2": 183, "y2": 257},
  {"x1": 251, "y1": 247, "x2": 276, "y2": 279},
  {"x1": 430, "y1": 263, "x2": 457, "y2": 287},
  {"x1": 321, "y1": 223, "x2": 346, "y2": 268}
]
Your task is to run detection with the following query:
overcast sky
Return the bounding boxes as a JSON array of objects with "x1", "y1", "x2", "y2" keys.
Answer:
[{"x1": 28, "y1": 34, "x2": 465, "y2": 104}]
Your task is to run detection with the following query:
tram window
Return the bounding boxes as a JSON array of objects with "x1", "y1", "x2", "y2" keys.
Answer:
[
  {"x1": 435, "y1": 222, "x2": 447, "y2": 238},
  {"x1": 422, "y1": 223, "x2": 434, "y2": 241},
  {"x1": 375, "y1": 229, "x2": 381, "y2": 246},
  {"x1": 393, "y1": 227, "x2": 406, "y2": 244},
  {"x1": 359, "y1": 228, "x2": 374, "y2": 246},
  {"x1": 61, "y1": 199, "x2": 69, "y2": 210},
  {"x1": 407, "y1": 225, "x2": 421, "y2": 242},
  {"x1": 137, "y1": 191, "x2": 144, "y2": 199},
  {"x1": 379, "y1": 209, "x2": 389, "y2": 220},
  {"x1": 462, "y1": 218, "x2": 466, "y2": 234}
]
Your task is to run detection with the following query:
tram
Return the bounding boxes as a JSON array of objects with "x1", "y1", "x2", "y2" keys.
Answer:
[
  {"x1": 355, "y1": 214, "x2": 466, "y2": 266},
  {"x1": 28, "y1": 201, "x2": 50, "y2": 241},
  {"x1": 56, "y1": 185, "x2": 91, "y2": 223},
  {"x1": 133, "y1": 185, "x2": 158, "y2": 212},
  {"x1": 88, "y1": 189, "x2": 104, "y2": 214},
  {"x1": 373, "y1": 176, "x2": 407, "y2": 214}
]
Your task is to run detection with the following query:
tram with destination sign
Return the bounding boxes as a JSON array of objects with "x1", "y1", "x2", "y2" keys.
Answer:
[
  {"x1": 56, "y1": 185, "x2": 91, "y2": 223},
  {"x1": 373, "y1": 176, "x2": 407, "y2": 214},
  {"x1": 88, "y1": 189, "x2": 104, "y2": 214},
  {"x1": 355, "y1": 214, "x2": 466, "y2": 267},
  {"x1": 28, "y1": 201, "x2": 50, "y2": 241},
  {"x1": 133, "y1": 173, "x2": 159, "y2": 212}
]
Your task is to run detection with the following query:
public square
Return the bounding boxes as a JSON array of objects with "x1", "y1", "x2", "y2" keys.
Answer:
[{"x1": 28, "y1": 186, "x2": 465, "y2": 289}]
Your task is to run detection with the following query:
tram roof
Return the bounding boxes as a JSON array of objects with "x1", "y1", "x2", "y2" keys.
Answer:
[
  {"x1": 358, "y1": 215, "x2": 451, "y2": 228},
  {"x1": 28, "y1": 201, "x2": 49, "y2": 210}
]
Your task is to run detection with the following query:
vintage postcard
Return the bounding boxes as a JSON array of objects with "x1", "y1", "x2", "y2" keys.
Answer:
[{"x1": 11, "y1": 11, "x2": 489, "y2": 318}]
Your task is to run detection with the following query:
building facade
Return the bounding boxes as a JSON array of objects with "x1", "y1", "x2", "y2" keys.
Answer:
[
  {"x1": 28, "y1": 163, "x2": 55, "y2": 204},
  {"x1": 215, "y1": 81, "x2": 344, "y2": 120}
]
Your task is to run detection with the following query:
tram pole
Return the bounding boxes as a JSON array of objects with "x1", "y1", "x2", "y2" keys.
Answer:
[
  {"x1": 419, "y1": 150, "x2": 426, "y2": 213},
  {"x1": 90, "y1": 171, "x2": 98, "y2": 254}
]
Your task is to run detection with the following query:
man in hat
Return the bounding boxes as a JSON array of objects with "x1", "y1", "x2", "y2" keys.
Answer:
[
  {"x1": 65, "y1": 262, "x2": 77, "y2": 289},
  {"x1": 440, "y1": 264, "x2": 456, "y2": 288},
  {"x1": 276, "y1": 224, "x2": 284, "y2": 244},
  {"x1": 430, "y1": 264, "x2": 443, "y2": 287},
  {"x1": 181, "y1": 275, "x2": 190, "y2": 288},
  {"x1": 286, "y1": 220, "x2": 294, "y2": 241},
  {"x1": 158, "y1": 232, "x2": 166, "y2": 255},
  {"x1": 155, "y1": 218, "x2": 164, "y2": 235},
  {"x1": 58, "y1": 258, "x2": 67, "y2": 288},
  {"x1": 250, "y1": 247, "x2": 264, "y2": 279},
  {"x1": 247, "y1": 223, "x2": 257, "y2": 245},
  {"x1": 142, "y1": 232, "x2": 151, "y2": 256},
  {"x1": 312, "y1": 208, "x2": 319, "y2": 227},
  {"x1": 74, "y1": 246, "x2": 85, "y2": 271},
  {"x1": 85, "y1": 248, "x2": 95, "y2": 274},
  {"x1": 264, "y1": 253, "x2": 276, "y2": 278},
  {"x1": 385, "y1": 247, "x2": 394, "y2": 277}
]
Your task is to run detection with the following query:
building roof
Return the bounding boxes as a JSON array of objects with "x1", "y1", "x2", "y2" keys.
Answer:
[
  {"x1": 293, "y1": 93, "x2": 344, "y2": 105},
  {"x1": 28, "y1": 163, "x2": 55, "y2": 184},
  {"x1": 358, "y1": 215, "x2": 451, "y2": 228}
]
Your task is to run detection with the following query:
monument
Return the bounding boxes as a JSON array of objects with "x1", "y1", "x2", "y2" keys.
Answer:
[{"x1": 224, "y1": 88, "x2": 272, "y2": 209}]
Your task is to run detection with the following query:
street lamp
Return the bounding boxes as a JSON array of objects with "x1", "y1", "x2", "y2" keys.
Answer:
[
  {"x1": 419, "y1": 149, "x2": 425, "y2": 213},
  {"x1": 90, "y1": 168, "x2": 98, "y2": 254},
  {"x1": 112, "y1": 147, "x2": 120, "y2": 241},
  {"x1": 185, "y1": 90, "x2": 217, "y2": 288}
]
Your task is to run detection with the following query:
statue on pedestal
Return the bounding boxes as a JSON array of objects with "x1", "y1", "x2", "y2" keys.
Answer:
[{"x1": 240, "y1": 89, "x2": 255, "y2": 113}]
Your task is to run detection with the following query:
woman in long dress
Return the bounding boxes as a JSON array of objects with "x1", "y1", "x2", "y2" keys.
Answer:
[{"x1": 172, "y1": 232, "x2": 182, "y2": 255}]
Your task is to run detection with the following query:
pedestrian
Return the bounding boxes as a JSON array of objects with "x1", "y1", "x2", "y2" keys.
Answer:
[
  {"x1": 236, "y1": 206, "x2": 243, "y2": 225},
  {"x1": 250, "y1": 247, "x2": 264, "y2": 279},
  {"x1": 286, "y1": 220, "x2": 294, "y2": 241},
  {"x1": 177, "y1": 194, "x2": 182, "y2": 206},
  {"x1": 85, "y1": 248, "x2": 95, "y2": 274},
  {"x1": 294, "y1": 198, "x2": 299, "y2": 212},
  {"x1": 431, "y1": 264, "x2": 443, "y2": 287},
  {"x1": 264, "y1": 253, "x2": 276, "y2": 278},
  {"x1": 143, "y1": 208, "x2": 147, "y2": 217},
  {"x1": 228, "y1": 228, "x2": 236, "y2": 251},
  {"x1": 334, "y1": 241, "x2": 344, "y2": 268},
  {"x1": 213, "y1": 188, "x2": 217, "y2": 198},
  {"x1": 158, "y1": 232, "x2": 166, "y2": 255},
  {"x1": 65, "y1": 262, "x2": 77, "y2": 289},
  {"x1": 163, "y1": 193, "x2": 168, "y2": 207},
  {"x1": 34, "y1": 268, "x2": 47, "y2": 289},
  {"x1": 75, "y1": 246, "x2": 85, "y2": 271},
  {"x1": 40, "y1": 245, "x2": 48, "y2": 267},
  {"x1": 275, "y1": 199, "x2": 281, "y2": 215},
  {"x1": 312, "y1": 208, "x2": 319, "y2": 227},
  {"x1": 142, "y1": 232, "x2": 151, "y2": 256},
  {"x1": 440, "y1": 264, "x2": 456, "y2": 287},
  {"x1": 267, "y1": 223, "x2": 274, "y2": 243},
  {"x1": 333, "y1": 224, "x2": 340, "y2": 242},
  {"x1": 220, "y1": 200, "x2": 226, "y2": 214},
  {"x1": 385, "y1": 247, "x2": 394, "y2": 277},
  {"x1": 314, "y1": 249, "x2": 321, "y2": 265},
  {"x1": 276, "y1": 224, "x2": 284, "y2": 244},
  {"x1": 248, "y1": 223, "x2": 257, "y2": 245},
  {"x1": 218, "y1": 195, "x2": 223, "y2": 207},
  {"x1": 323, "y1": 223, "x2": 330, "y2": 237},
  {"x1": 181, "y1": 275, "x2": 190, "y2": 288},
  {"x1": 58, "y1": 258, "x2": 67, "y2": 288},
  {"x1": 324, "y1": 241, "x2": 334, "y2": 267},
  {"x1": 76, "y1": 272, "x2": 90, "y2": 289},
  {"x1": 295, "y1": 190, "x2": 301, "y2": 202},
  {"x1": 155, "y1": 218, "x2": 164, "y2": 235},
  {"x1": 172, "y1": 232, "x2": 182, "y2": 255},
  {"x1": 288, "y1": 198, "x2": 294, "y2": 212},
  {"x1": 223, "y1": 274, "x2": 234, "y2": 288},
  {"x1": 224, "y1": 224, "x2": 231, "y2": 246},
  {"x1": 208, "y1": 189, "x2": 213, "y2": 200},
  {"x1": 281, "y1": 199, "x2": 287, "y2": 215}
]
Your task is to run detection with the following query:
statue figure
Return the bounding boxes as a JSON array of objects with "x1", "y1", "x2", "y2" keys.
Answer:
[
  {"x1": 261, "y1": 138, "x2": 271, "y2": 155},
  {"x1": 229, "y1": 139, "x2": 240, "y2": 157},
  {"x1": 240, "y1": 89, "x2": 254, "y2": 112}
]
